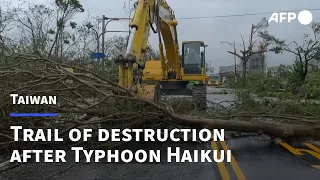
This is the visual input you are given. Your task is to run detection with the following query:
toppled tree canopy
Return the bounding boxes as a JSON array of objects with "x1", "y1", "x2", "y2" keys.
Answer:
[{"x1": 0, "y1": 55, "x2": 319, "y2": 152}]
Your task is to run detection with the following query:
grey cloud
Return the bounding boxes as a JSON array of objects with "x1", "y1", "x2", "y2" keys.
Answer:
[{"x1": 8, "y1": 0, "x2": 320, "y2": 70}]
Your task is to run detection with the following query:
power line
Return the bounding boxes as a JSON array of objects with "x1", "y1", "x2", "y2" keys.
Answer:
[{"x1": 177, "y1": 8, "x2": 320, "y2": 20}]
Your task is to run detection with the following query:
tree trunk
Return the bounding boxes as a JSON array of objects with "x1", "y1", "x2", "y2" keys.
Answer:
[
  {"x1": 302, "y1": 60, "x2": 308, "y2": 82},
  {"x1": 261, "y1": 54, "x2": 265, "y2": 73},
  {"x1": 172, "y1": 114, "x2": 320, "y2": 139},
  {"x1": 241, "y1": 60, "x2": 247, "y2": 86}
]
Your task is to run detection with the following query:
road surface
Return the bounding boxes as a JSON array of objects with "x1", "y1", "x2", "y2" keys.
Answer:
[
  {"x1": 0, "y1": 87, "x2": 319, "y2": 180},
  {"x1": 1, "y1": 136, "x2": 319, "y2": 180}
]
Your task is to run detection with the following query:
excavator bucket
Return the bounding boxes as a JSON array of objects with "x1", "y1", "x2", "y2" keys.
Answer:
[{"x1": 137, "y1": 83, "x2": 161, "y2": 103}]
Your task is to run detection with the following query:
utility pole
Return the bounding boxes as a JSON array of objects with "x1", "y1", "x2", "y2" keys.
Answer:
[
  {"x1": 86, "y1": 17, "x2": 129, "y2": 71},
  {"x1": 233, "y1": 42, "x2": 237, "y2": 82},
  {"x1": 204, "y1": 44, "x2": 210, "y2": 75},
  {"x1": 210, "y1": 60, "x2": 212, "y2": 76},
  {"x1": 98, "y1": 16, "x2": 130, "y2": 71},
  {"x1": 101, "y1": 15, "x2": 107, "y2": 55},
  {"x1": 101, "y1": 16, "x2": 130, "y2": 55}
]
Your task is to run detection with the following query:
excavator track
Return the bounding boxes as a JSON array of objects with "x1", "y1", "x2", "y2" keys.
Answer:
[
  {"x1": 192, "y1": 83, "x2": 207, "y2": 109},
  {"x1": 154, "y1": 82, "x2": 161, "y2": 103}
]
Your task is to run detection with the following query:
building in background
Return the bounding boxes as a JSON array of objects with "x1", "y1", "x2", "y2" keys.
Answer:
[
  {"x1": 218, "y1": 53, "x2": 264, "y2": 83},
  {"x1": 248, "y1": 53, "x2": 264, "y2": 72}
]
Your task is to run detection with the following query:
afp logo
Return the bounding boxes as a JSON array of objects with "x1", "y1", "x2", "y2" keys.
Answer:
[{"x1": 268, "y1": 10, "x2": 313, "y2": 25}]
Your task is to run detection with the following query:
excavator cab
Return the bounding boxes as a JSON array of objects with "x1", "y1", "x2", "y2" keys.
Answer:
[{"x1": 182, "y1": 41, "x2": 206, "y2": 75}]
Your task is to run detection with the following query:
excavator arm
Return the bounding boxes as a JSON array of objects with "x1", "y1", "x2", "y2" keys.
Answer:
[
  {"x1": 115, "y1": 0, "x2": 180, "y2": 88},
  {"x1": 115, "y1": 0, "x2": 208, "y2": 106}
]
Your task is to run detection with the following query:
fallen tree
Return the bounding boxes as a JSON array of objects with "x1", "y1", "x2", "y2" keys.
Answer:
[
  {"x1": 173, "y1": 114, "x2": 320, "y2": 139},
  {"x1": 0, "y1": 55, "x2": 319, "y2": 151}
]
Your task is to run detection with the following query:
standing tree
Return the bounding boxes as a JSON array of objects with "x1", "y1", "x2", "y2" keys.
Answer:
[
  {"x1": 12, "y1": 4, "x2": 56, "y2": 56},
  {"x1": 227, "y1": 18, "x2": 269, "y2": 86},
  {"x1": 0, "y1": 5, "x2": 14, "y2": 56},
  {"x1": 259, "y1": 22, "x2": 320, "y2": 83},
  {"x1": 258, "y1": 40, "x2": 268, "y2": 73},
  {"x1": 47, "y1": 0, "x2": 84, "y2": 59},
  {"x1": 205, "y1": 61, "x2": 214, "y2": 75}
]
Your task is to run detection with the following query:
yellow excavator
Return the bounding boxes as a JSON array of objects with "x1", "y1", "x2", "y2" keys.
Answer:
[{"x1": 114, "y1": 0, "x2": 208, "y2": 107}]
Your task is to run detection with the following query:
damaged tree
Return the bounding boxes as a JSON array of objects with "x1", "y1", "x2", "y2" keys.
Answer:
[
  {"x1": 259, "y1": 22, "x2": 320, "y2": 83},
  {"x1": 226, "y1": 18, "x2": 269, "y2": 86}
]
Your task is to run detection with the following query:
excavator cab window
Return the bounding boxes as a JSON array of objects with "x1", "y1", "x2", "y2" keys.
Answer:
[{"x1": 182, "y1": 42, "x2": 205, "y2": 74}]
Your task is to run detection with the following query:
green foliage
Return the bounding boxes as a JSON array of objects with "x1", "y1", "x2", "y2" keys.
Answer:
[
  {"x1": 302, "y1": 70, "x2": 320, "y2": 99},
  {"x1": 234, "y1": 91, "x2": 260, "y2": 112},
  {"x1": 233, "y1": 64, "x2": 320, "y2": 100},
  {"x1": 260, "y1": 22, "x2": 320, "y2": 85},
  {"x1": 246, "y1": 73, "x2": 281, "y2": 93},
  {"x1": 258, "y1": 30, "x2": 286, "y2": 53},
  {"x1": 234, "y1": 90, "x2": 320, "y2": 117},
  {"x1": 254, "y1": 17, "x2": 269, "y2": 30},
  {"x1": 222, "y1": 72, "x2": 239, "y2": 88},
  {"x1": 63, "y1": 39, "x2": 70, "y2": 44},
  {"x1": 48, "y1": 29, "x2": 55, "y2": 34},
  {"x1": 55, "y1": 0, "x2": 84, "y2": 12},
  {"x1": 69, "y1": 21, "x2": 77, "y2": 29}
]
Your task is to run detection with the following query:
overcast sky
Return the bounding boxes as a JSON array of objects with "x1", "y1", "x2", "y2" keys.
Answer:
[{"x1": 7, "y1": 0, "x2": 320, "y2": 71}]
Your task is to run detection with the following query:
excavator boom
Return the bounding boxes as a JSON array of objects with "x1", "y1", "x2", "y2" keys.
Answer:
[
  {"x1": 115, "y1": 0, "x2": 179, "y2": 86},
  {"x1": 114, "y1": 0, "x2": 208, "y2": 107}
]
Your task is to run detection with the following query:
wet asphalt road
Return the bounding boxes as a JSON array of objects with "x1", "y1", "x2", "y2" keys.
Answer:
[
  {"x1": 1, "y1": 137, "x2": 319, "y2": 180},
  {"x1": 0, "y1": 142, "x2": 217, "y2": 180},
  {"x1": 1, "y1": 87, "x2": 319, "y2": 180},
  {"x1": 225, "y1": 136, "x2": 320, "y2": 179}
]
